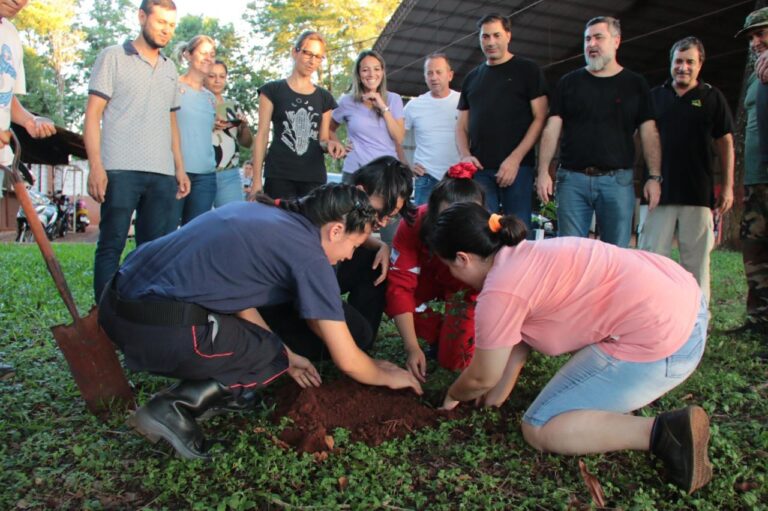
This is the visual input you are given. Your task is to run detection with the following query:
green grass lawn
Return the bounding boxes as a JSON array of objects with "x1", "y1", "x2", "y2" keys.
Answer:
[{"x1": 0, "y1": 243, "x2": 766, "y2": 510}]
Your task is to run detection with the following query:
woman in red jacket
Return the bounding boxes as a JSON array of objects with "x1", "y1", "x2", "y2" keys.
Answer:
[{"x1": 386, "y1": 163, "x2": 485, "y2": 379}]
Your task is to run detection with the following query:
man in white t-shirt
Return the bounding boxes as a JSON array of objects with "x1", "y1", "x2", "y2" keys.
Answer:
[
  {"x1": 404, "y1": 53, "x2": 460, "y2": 205},
  {"x1": 0, "y1": 0, "x2": 56, "y2": 379}
]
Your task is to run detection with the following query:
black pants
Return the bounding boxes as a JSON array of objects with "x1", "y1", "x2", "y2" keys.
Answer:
[
  {"x1": 260, "y1": 246, "x2": 386, "y2": 360},
  {"x1": 264, "y1": 178, "x2": 324, "y2": 200},
  {"x1": 99, "y1": 288, "x2": 288, "y2": 392}
]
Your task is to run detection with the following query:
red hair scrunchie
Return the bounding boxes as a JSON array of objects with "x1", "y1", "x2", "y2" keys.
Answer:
[{"x1": 446, "y1": 162, "x2": 479, "y2": 179}]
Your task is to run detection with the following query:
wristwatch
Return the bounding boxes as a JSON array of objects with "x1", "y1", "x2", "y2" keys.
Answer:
[{"x1": 647, "y1": 175, "x2": 663, "y2": 183}]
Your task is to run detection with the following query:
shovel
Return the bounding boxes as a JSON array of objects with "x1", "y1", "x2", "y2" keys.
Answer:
[{"x1": 2, "y1": 130, "x2": 134, "y2": 416}]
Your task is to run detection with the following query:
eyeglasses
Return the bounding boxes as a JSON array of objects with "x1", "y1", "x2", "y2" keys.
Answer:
[
  {"x1": 375, "y1": 206, "x2": 401, "y2": 224},
  {"x1": 298, "y1": 48, "x2": 325, "y2": 62}
]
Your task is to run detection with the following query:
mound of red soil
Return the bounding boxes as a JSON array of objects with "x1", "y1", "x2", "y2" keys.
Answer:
[{"x1": 273, "y1": 378, "x2": 461, "y2": 453}]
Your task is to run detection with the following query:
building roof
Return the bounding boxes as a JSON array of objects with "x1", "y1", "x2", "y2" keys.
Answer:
[{"x1": 374, "y1": 0, "x2": 755, "y2": 111}]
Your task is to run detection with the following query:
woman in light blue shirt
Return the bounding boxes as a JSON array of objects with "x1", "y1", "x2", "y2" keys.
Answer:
[{"x1": 174, "y1": 35, "x2": 217, "y2": 226}]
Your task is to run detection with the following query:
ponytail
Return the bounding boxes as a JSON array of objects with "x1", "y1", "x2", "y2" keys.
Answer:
[
  {"x1": 426, "y1": 202, "x2": 527, "y2": 260},
  {"x1": 254, "y1": 183, "x2": 376, "y2": 234}
]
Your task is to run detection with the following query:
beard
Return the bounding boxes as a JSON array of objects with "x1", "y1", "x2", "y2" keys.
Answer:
[
  {"x1": 142, "y1": 26, "x2": 167, "y2": 50},
  {"x1": 585, "y1": 53, "x2": 611, "y2": 72}
]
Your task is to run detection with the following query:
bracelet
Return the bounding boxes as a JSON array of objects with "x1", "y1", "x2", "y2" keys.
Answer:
[
  {"x1": 382, "y1": 106, "x2": 390, "y2": 113},
  {"x1": 647, "y1": 175, "x2": 663, "y2": 183}
]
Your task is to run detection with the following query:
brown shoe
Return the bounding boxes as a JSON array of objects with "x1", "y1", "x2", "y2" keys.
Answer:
[
  {"x1": 720, "y1": 320, "x2": 768, "y2": 336},
  {"x1": 650, "y1": 406, "x2": 713, "y2": 494}
]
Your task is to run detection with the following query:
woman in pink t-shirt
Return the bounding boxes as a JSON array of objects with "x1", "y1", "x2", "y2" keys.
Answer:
[{"x1": 427, "y1": 202, "x2": 712, "y2": 495}]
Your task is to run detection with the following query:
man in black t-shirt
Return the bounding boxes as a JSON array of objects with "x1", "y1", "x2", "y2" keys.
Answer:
[
  {"x1": 537, "y1": 16, "x2": 662, "y2": 248},
  {"x1": 638, "y1": 37, "x2": 734, "y2": 303},
  {"x1": 456, "y1": 13, "x2": 548, "y2": 226}
]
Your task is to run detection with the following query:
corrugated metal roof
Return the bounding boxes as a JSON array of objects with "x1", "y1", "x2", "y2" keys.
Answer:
[{"x1": 374, "y1": 0, "x2": 756, "y2": 111}]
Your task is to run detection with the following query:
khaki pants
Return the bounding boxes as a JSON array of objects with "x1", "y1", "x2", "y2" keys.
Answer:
[{"x1": 639, "y1": 205, "x2": 714, "y2": 302}]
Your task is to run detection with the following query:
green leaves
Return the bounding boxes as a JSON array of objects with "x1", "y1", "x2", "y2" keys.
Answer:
[{"x1": 0, "y1": 244, "x2": 766, "y2": 509}]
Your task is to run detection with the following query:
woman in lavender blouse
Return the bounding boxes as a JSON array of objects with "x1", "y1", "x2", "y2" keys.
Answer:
[{"x1": 331, "y1": 50, "x2": 405, "y2": 184}]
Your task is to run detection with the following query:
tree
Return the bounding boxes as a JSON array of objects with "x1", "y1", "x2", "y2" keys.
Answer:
[
  {"x1": 76, "y1": 0, "x2": 135, "y2": 73},
  {"x1": 170, "y1": 15, "x2": 270, "y2": 116},
  {"x1": 19, "y1": 47, "x2": 59, "y2": 119},
  {"x1": 243, "y1": 0, "x2": 400, "y2": 95},
  {"x1": 15, "y1": 0, "x2": 84, "y2": 125}
]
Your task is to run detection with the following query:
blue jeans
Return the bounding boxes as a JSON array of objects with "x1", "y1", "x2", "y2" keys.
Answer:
[
  {"x1": 523, "y1": 296, "x2": 709, "y2": 426},
  {"x1": 473, "y1": 165, "x2": 534, "y2": 228},
  {"x1": 555, "y1": 168, "x2": 635, "y2": 248},
  {"x1": 93, "y1": 170, "x2": 178, "y2": 302},
  {"x1": 214, "y1": 168, "x2": 244, "y2": 207},
  {"x1": 174, "y1": 172, "x2": 217, "y2": 226},
  {"x1": 413, "y1": 174, "x2": 439, "y2": 206}
]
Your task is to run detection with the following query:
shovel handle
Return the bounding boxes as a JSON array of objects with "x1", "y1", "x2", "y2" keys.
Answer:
[{"x1": 1, "y1": 131, "x2": 81, "y2": 323}]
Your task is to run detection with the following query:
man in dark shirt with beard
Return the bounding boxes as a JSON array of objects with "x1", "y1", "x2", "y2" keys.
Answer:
[{"x1": 537, "y1": 16, "x2": 662, "y2": 248}]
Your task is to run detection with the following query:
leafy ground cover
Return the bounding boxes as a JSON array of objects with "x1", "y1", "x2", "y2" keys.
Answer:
[{"x1": 0, "y1": 242, "x2": 766, "y2": 510}]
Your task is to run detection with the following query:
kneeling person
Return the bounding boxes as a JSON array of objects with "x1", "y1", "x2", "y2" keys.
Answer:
[
  {"x1": 99, "y1": 184, "x2": 422, "y2": 460},
  {"x1": 430, "y1": 203, "x2": 713, "y2": 494}
]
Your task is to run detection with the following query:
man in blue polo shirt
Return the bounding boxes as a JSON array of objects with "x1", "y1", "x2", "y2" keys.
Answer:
[
  {"x1": 639, "y1": 37, "x2": 734, "y2": 304},
  {"x1": 84, "y1": 0, "x2": 190, "y2": 303}
]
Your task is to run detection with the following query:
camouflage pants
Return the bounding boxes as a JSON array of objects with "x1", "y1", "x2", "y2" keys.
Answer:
[{"x1": 740, "y1": 184, "x2": 768, "y2": 323}]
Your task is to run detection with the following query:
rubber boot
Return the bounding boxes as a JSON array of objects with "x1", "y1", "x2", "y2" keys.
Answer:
[
  {"x1": 127, "y1": 379, "x2": 231, "y2": 460},
  {"x1": 650, "y1": 405, "x2": 713, "y2": 494},
  {"x1": 197, "y1": 389, "x2": 262, "y2": 421}
]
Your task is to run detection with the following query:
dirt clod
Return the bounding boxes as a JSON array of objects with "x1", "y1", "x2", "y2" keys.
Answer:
[{"x1": 273, "y1": 378, "x2": 461, "y2": 453}]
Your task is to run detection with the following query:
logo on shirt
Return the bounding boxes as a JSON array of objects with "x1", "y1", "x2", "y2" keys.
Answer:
[
  {"x1": 281, "y1": 98, "x2": 319, "y2": 156},
  {"x1": 691, "y1": 99, "x2": 702, "y2": 107},
  {"x1": 0, "y1": 43, "x2": 17, "y2": 108}
]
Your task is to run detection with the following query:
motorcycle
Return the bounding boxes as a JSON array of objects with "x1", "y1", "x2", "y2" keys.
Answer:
[
  {"x1": 52, "y1": 191, "x2": 73, "y2": 238},
  {"x1": 75, "y1": 199, "x2": 90, "y2": 232},
  {"x1": 16, "y1": 189, "x2": 58, "y2": 242}
]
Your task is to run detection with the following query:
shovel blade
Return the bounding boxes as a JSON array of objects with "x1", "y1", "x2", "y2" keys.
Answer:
[{"x1": 51, "y1": 306, "x2": 135, "y2": 416}]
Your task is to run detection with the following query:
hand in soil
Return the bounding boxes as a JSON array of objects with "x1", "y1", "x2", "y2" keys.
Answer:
[
  {"x1": 406, "y1": 347, "x2": 427, "y2": 382},
  {"x1": 440, "y1": 392, "x2": 461, "y2": 411},
  {"x1": 375, "y1": 359, "x2": 423, "y2": 395},
  {"x1": 286, "y1": 350, "x2": 322, "y2": 388}
]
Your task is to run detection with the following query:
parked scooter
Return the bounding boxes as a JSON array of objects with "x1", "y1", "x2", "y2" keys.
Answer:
[
  {"x1": 75, "y1": 199, "x2": 90, "y2": 232},
  {"x1": 52, "y1": 191, "x2": 73, "y2": 238},
  {"x1": 16, "y1": 189, "x2": 58, "y2": 242}
]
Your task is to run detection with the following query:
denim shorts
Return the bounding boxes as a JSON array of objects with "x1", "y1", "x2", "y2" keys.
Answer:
[{"x1": 523, "y1": 296, "x2": 708, "y2": 427}]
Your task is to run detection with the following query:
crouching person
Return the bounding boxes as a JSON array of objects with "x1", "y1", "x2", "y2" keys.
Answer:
[
  {"x1": 429, "y1": 202, "x2": 713, "y2": 494},
  {"x1": 99, "y1": 183, "x2": 422, "y2": 460},
  {"x1": 387, "y1": 162, "x2": 485, "y2": 378}
]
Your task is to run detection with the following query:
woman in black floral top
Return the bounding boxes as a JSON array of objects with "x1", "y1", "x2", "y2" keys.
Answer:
[{"x1": 205, "y1": 60, "x2": 253, "y2": 206}]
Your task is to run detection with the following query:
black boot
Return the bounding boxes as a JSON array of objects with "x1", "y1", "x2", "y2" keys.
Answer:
[
  {"x1": 197, "y1": 389, "x2": 262, "y2": 421},
  {"x1": 650, "y1": 406, "x2": 713, "y2": 494},
  {"x1": 127, "y1": 379, "x2": 231, "y2": 460}
]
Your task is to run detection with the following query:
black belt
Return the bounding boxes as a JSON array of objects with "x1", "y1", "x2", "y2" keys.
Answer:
[
  {"x1": 105, "y1": 277, "x2": 209, "y2": 327},
  {"x1": 563, "y1": 165, "x2": 622, "y2": 176}
]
